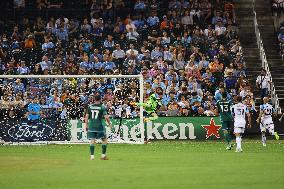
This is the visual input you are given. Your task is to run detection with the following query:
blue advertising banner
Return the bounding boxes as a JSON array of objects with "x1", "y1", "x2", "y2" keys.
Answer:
[{"x1": 0, "y1": 118, "x2": 67, "y2": 142}]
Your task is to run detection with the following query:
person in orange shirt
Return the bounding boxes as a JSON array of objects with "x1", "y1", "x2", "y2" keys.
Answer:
[
  {"x1": 209, "y1": 56, "x2": 223, "y2": 85},
  {"x1": 160, "y1": 15, "x2": 173, "y2": 31},
  {"x1": 24, "y1": 35, "x2": 36, "y2": 49}
]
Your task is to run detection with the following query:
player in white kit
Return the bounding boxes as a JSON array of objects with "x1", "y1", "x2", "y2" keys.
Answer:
[
  {"x1": 256, "y1": 97, "x2": 279, "y2": 146},
  {"x1": 232, "y1": 96, "x2": 251, "y2": 152}
]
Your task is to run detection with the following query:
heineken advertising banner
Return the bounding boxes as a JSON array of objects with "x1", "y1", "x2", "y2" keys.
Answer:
[
  {"x1": 67, "y1": 117, "x2": 224, "y2": 141},
  {"x1": 2, "y1": 116, "x2": 278, "y2": 142}
]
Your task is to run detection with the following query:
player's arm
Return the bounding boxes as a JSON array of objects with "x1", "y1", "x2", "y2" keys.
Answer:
[
  {"x1": 102, "y1": 105, "x2": 112, "y2": 128},
  {"x1": 272, "y1": 107, "x2": 277, "y2": 117},
  {"x1": 84, "y1": 109, "x2": 89, "y2": 131},
  {"x1": 279, "y1": 113, "x2": 284, "y2": 122},
  {"x1": 131, "y1": 101, "x2": 148, "y2": 108},
  {"x1": 256, "y1": 109, "x2": 263, "y2": 124},
  {"x1": 215, "y1": 102, "x2": 220, "y2": 116},
  {"x1": 247, "y1": 112, "x2": 252, "y2": 128},
  {"x1": 104, "y1": 114, "x2": 112, "y2": 128}
]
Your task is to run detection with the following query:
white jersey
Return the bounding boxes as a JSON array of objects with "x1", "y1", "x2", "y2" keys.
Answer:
[
  {"x1": 260, "y1": 103, "x2": 275, "y2": 120},
  {"x1": 232, "y1": 103, "x2": 248, "y2": 123}
]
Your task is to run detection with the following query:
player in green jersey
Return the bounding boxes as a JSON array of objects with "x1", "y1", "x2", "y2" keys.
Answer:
[
  {"x1": 130, "y1": 93, "x2": 161, "y2": 143},
  {"x1": 84, "y1": 94, "x2": 112, "y2": 160},
  {"x1": 216, "y1": 92, "x2": 234, "y2": 150}
]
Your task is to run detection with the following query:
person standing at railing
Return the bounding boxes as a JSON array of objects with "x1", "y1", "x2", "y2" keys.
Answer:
[
  {"x1": 256, "y1": 69, "x2": 271, "y2": 100},
  {"x1": 25, "y1": 96, "x2": 42, "y2": 125}
]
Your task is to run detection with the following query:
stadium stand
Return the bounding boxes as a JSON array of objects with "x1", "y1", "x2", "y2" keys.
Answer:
[{"x1": 0, "y1": 0, "x2": 257, "y2": 121}]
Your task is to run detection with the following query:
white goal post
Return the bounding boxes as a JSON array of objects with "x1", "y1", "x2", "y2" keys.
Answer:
[{"x1": 0, "y1": 75, "x2": 144, "y2": 144}]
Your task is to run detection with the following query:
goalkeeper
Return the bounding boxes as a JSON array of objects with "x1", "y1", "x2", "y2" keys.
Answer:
[
  {"x1": 131, "y1": 93, "x2": 161, "y2": 143},
  {"x1": 131, "y1": 93, "x2": 161, "y2": 122}
]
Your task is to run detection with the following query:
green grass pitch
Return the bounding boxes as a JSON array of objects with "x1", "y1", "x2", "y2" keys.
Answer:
[{"x1": 0, "y1": 140, "x2": 284, "y2": 189}]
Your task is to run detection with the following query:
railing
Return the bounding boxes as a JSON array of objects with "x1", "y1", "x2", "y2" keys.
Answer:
[{"x1": 252, "y1": 0, "x2": 282, "y2": 113}]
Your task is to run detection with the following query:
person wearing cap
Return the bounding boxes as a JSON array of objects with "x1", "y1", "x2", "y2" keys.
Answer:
[{"x1": 160, "y1": 15, "x2": 173, "y2": 30}]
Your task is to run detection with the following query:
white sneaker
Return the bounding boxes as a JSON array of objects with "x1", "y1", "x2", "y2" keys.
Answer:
[
  {"x1": 90, "y1": 155, "x2": 94, "y2": 160},
  {"x1": 262, "y1": 143, "x2": 266, "y2": 147}
]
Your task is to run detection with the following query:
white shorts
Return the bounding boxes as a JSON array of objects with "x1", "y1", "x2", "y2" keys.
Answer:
[
  {"x1": 260, "y1": 118, "x2": 274, "y2": 134},
  {"x1": 234, "y1": 127, "x2": 245, "y2": 134},
  {"x1": 234, "y1": 120, "x2": 246, "y2": 128}
]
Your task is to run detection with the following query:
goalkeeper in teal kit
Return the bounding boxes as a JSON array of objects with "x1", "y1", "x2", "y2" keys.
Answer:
[{"x1": 131, "y1": 93, "x2": 161, "y2": 142}]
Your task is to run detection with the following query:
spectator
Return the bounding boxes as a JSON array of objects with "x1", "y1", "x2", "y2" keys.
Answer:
[
  {"x1": 126, "y1": 27, "x2": 139, "y2": 43},
  {"x1": 256, "y1": 69, "x2": 271, "y2": 100},
  {"x1": 39, "y1": 55, "x2": 52, "y2": 71},
  {"x1": 25, "y1": 96, "x2": 41, "y2": 124}
]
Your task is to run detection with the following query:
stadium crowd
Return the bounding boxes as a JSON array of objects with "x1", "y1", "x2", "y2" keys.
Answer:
[{"x1": 0, "y1": 0, "x2": 256, "y2": 121}]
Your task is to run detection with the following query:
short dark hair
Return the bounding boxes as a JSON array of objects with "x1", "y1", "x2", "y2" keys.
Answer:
[
  {"x1": 222, "y1": 92, "x2": 227, "y2": 99},
  {"x1": 237, "y1": 95, "x2": 242, "y2": 102},
  {"x1": 94, "y1": 94, "x2": 101, "y2": 101}
]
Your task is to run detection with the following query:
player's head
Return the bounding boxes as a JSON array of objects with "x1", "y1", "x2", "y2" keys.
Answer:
[
  {"x1": 222, "y1": 92, "x2": 227, "y2": 99},
  {"x1": 263, "y1": 97, "x2": 269, "y2": 103},
  {"x1": 94, "y1": 94, "x2": 101, "y2": 102},
  {"x1": 236, "y1": 95, "x2": 242, "y2": 103}
]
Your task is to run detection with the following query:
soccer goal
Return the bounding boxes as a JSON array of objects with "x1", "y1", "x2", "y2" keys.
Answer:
[{"x1": 0, "y1": 74, "x2": 144, "y2": 144}]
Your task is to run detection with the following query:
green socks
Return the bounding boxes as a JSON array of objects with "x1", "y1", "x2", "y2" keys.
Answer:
[
  {"x1": 102, "y1": 144, "x2": 107, "y2": 155},
  {"x1": 90, "y1": 144, "x2": 95, "y2": 155},
  {"x1": 224, "y1": 133, "x2": 232, "y2": 144}
]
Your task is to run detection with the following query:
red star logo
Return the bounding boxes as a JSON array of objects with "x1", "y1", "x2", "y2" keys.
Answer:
[{"x1": 202, "y1": 118, "x2": 222, "y2": 139}]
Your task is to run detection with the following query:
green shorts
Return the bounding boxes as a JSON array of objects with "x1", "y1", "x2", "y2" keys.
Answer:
[
  {"x1": 221, "y1": 121, "x2": 233, "y2": 131},
  {"x1": 88, "y1": 131, "x2": 106, "y2": 140}
]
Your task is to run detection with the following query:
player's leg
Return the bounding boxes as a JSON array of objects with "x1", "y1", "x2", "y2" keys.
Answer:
[
  {"x1": 234, "y1": 126, "x2": 243, "y2": 152},
  {"x1": 100, "y1": 133, "x2": 109, "y2": 160},
  {"x1": 148, "y1": 112, "x2": 158, "y2": 121},
  {"x1": 235, "y1": 132, "x2": 242, "y2": 152},
  {"x1": 260, "y1": 122, "x2": 267, "y2": 146},
  {"x1": 268, "y1": 123, "x2": 279, "y2": 140},
  {"x1": 90, "y1": 139, "x2": 96, "y2": 160},
  {"x1": 88, "y1": 132, "x2": 96, "y2": 160},
  {"x1": 222, "y1": 121, "x2": 232, "y2": 150},
  {"x1": 143, "y1": 112, "x2": 149, "y2": 143}
]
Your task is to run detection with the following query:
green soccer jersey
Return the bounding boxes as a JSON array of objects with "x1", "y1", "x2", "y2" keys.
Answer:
[
  {"x1": 216, "y1": 99, "x2": 233, "y2": 122},
  {"x1": 87, "y1": 103, "x2": 107, "y2": 132}
]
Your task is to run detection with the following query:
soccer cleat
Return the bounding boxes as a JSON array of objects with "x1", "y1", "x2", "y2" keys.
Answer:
[
  {"x1": 262, "y1": 143, "x2": 266, "y2": 147},
  {"x1": 226, "y1": 146, "x2": 232, "y2": 150},
  {"x1": 275, "y1": 132, "x2": 280, "y2": 141},
  {"x1": 100, "y1": 156, "x2": 109, "y2": 160},
  {"x1": 90, "y1": 155, "x2": 94, "y2": 160},
  {"x1": 144, "y1": 118, "x2": 150, "y2": 122},
  {"x1": 235, "y1": 148, "x2": 243, "y2": 153}
]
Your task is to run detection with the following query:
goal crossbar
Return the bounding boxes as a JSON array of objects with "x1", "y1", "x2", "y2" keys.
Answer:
[{"x1": 0, "y1": 75, "x2": 142, "y2": 79}]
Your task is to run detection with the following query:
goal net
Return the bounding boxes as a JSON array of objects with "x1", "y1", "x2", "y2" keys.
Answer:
[{"x1": 0, "y1": 75, "x2": 144, "y2": 144}]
